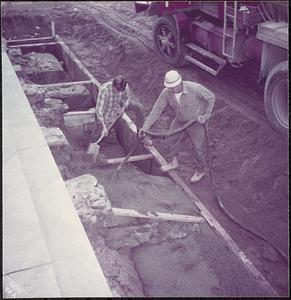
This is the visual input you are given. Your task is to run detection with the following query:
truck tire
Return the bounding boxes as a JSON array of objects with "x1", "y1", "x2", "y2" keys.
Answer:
[
  {"x1": 153, "y1": 16, "x2": 186, "y2": 67},
  {"x1": 264, "y1": 61, "x2": 288, "y2": 134}
]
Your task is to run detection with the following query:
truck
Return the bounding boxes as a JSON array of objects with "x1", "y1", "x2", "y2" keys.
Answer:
[{"x1": 134, "y1": 1, "x2": 288, "y2": 134}]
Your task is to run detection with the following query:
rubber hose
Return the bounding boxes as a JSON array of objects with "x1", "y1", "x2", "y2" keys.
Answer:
[
  {"x1": 203, "y1": 124, "x2": 288, "y2": 263},
  {"x1": 143, "y1": 119, "x2": 197, "y2": 138}
]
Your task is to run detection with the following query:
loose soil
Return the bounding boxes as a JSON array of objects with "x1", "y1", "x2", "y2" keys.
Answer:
[{"x1": 2, "y1": 1, "x2": 288, "y2": 296}]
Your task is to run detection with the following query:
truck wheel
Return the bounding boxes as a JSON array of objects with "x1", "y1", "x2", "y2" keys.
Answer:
[
  {"x1": 264, "y1": 61, "x2": 288, "y2": 134},
  {"x1": 153, "y1": 16, "x2": 186, "y2": 67}
]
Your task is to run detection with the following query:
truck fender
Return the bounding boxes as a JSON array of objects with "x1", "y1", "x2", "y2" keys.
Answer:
[{"x1": 172, "y1": 12, "x2": 191, "y2": 43}]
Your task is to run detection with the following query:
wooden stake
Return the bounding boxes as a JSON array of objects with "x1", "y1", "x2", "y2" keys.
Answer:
[{"x1": 51, "y1": 21, "x2": 55, "y2": 37}]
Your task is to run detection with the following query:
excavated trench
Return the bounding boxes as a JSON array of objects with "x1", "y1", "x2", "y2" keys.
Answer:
[
  {"x1": 5, "y1": 36, "x2": 214, "y2": 297},
  {"x1": 3, "y1": 14, "x2": 283, "y2": 296}
]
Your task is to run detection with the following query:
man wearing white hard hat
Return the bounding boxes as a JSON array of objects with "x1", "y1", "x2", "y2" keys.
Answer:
[{"x1": 141, "y1": 70, "x2": 215, "y2": 182}]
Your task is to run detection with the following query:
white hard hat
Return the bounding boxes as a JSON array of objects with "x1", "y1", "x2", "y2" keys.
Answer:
[{"x1": 164, "y1": 70, "x2": 182, "y2": 88}]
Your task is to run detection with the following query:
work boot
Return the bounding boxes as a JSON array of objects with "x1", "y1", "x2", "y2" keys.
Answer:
[
  {"x1": 190, "y1": 170, "x2": 205, "y2": 182},
  {"x1": 87, "y1": 142, "x2": 100, "y2": 155},
  {"x1": 160, "y1": 156, "x2": 179, "y2": 172}
]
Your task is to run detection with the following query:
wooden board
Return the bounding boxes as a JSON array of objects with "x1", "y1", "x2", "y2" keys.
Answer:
[{"x1": 111, "y1": 207, "x2": 204, "y2": 223}]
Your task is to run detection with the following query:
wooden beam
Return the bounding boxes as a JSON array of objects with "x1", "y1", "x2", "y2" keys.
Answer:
[
  {"x1": 64, "y1": 110, "x2": 96, "y2": 127},
  {"x1": 64, "y1": 110, "x2": 96, "y2": 116},
  {"x1": 111, "y1": 207, "x2": 204, "y2": 223},
  {"x1": 37, "y1": 80, "x2": 92, "y2": 88},
  {"x1": 6, "y1": 36, "x2": 55, "y2": 46},
  {"x1": 102, "y1": 154, "x2": 153, "y2": 165},
  {"x1": 51, "y1": 21, "x2": 55, "y2": 37},
  {"x1": 9, "y1": 41, "x2": 60, "y2": 48}
]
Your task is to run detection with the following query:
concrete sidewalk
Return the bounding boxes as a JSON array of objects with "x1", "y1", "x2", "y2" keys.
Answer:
[{"x1": 2, "y1": 49, "x2": 112, "y2": 297}]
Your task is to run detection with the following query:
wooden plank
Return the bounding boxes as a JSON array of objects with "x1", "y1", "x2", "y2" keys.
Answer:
[
  {"x1": 51, "y1": 21, "x2": 55, "y2": 37},
  {"x1": 104, "y1": 154, "x2": 153, "y2": 165},
  {"x1": 111, "y1": 207, "x2": 204, "y2": 223},
  {"x1": 9, "y1": 41, "x2": 60, "y2": 48},
  {"x1": 64, "y1": 110, "x2": 96, "y2": 127},
  {"x1": 121, "y1": 113, "x2": 278, "y2": 296},
  {"x1": 6, "y1": 36, "x2": 55, "y2": 46},
  {"x1": 64, "y1": 110, "x2": 96, "y2": 117},
  {"x1": 36, "y1": 80, "x2": 92, "y2": 88}
]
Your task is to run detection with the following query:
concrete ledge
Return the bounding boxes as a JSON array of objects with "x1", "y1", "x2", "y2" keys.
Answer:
[
  {"x1": 3, "y1": 125, "x2": 53, "y2": 276},
  {"x1": 2, "y1": 50, "x2": 112, "y2": 297}
]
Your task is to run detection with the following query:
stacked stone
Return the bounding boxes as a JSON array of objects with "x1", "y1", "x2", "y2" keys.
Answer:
[
  {"x1": 7, "y1": 47, "x2": 23, "y2": 75},
  {"x1": 40, "y1": 127, "x2": 73, "y2": 179}
]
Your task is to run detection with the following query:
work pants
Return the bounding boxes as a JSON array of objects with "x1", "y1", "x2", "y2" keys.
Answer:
[
  {"x1": 166, "y1": 117, "x2": 207, "y2": 172},
  {"x1": 89, "y1": 100, "x2": 145, "y2": 144}
]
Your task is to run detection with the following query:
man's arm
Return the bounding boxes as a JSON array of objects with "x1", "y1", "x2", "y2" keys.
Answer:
[
  {"x1": 142, "y1": 90, "x2": 168, "y2": 130},
  {"x1": 122, "y1": 85, "x2": 131, "y2": 109},
  {"x1": 96, "y1": 87, "x2": 106, "y2": 121},
  {"x1": 198, "y1": 86, "x2": 215, "y2": 121}
]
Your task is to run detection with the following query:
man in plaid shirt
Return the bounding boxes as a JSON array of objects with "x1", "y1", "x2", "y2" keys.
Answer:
[{"x1": 87, "y1": 76, "x2": 144, "y2": 157}]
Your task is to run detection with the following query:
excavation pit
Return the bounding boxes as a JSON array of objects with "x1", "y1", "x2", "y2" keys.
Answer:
[
  {"x1": 5, "y1": 36, "x2": 100, "y2": 111},
  {"x1": 7, "y1": 40, "x2": 91, "y2": 84},
  {"x1": 3, "y1": 19, "x2": 283, "y2": 296}
]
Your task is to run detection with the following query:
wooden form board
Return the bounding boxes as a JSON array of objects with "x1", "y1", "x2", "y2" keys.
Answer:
[
  {"x1": 63, "y1": 110, "x2": 96, "y2": 127},
  {"x1": 37, "y1": 80, "x2": 92, "y2": 88},
  {"x1": 8, "y1": 41, "x2": 61, "y2": 48},
  {"x1": 6, "y1": 36, "x2": 56, "y2": 46},
  {"x1": 104, "y1": 154, "x2": 153, "y2": 165},
  {"x1": 111, "y1": 207, "x2": 204, "y2": 223}
]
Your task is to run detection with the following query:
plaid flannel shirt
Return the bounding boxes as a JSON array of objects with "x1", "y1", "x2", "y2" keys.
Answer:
[{"x1": 96, "y1": 81, "x2": 130, "y2": 127}]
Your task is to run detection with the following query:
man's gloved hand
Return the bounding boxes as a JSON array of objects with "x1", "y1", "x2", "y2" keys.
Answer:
[{"x1": 197, "y1": 115, "x2": 206, "y2": 124}]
